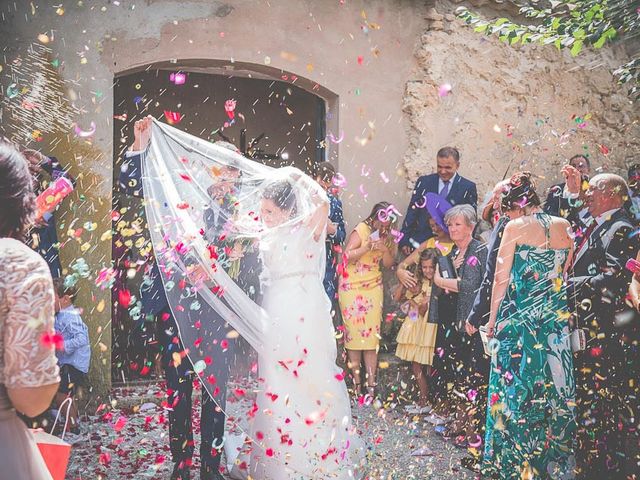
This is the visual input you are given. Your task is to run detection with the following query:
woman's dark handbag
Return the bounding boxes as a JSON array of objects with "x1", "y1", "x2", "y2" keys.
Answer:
[{"x1": 437, "y1": 255, "x2": 457, "y2": 280}]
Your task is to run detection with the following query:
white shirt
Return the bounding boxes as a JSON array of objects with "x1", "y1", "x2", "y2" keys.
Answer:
[
  {"x1": 438, "y1": 172, "x2": 457, "y2": 196},
  {"x1": 593, "y1": 207, "x2": 621, "y2": 227}
]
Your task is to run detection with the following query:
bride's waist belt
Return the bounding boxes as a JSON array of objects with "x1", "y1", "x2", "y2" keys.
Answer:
[{"x1": 271, "y1": 270, "x2": 317, "y2": 281}]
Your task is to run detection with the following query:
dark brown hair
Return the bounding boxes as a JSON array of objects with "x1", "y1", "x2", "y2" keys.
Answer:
[
  {"x1": 364, "y1": 201, "x2": 392, "y2": 227},
  {"x1": 0, "y1": 143, "x2": 36, "y2": 238},
  {"x1": 569, "y1": 154, "x2": 590, "y2": 168},
  {"x1": 262, "y1": 180, "x2": 297, "y2": 215},
  {"x1": 501, "y1": 171, "x2": 541, "y2": 211},
  {"x1": 52, "y1": 277, "x2": 78, "y2": 302},
  {"x1": 417, "y1": 248, "x2": 438, "y2": 283},
  {"x1": 315, "y1": 161, "x2": 336, "y2": 183}
]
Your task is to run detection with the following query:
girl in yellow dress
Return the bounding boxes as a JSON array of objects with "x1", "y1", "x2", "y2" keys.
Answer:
[
  {"x1": 394, "y1": 249, "x2": 438, "y2": 411},
  {"x1": 339, "y1": 202, "x2": 397, "y2": 399},
  {"x1": 396, "y1": 216, "x2": 453, "y2": 289}
]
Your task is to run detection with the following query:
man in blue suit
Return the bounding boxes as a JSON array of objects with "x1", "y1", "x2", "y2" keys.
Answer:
[
  {"x1": 399, "y1": 147, "x2": 477, "y2": 255},
  {"x1": 118, "y1": 118, "x2": 233, "y2": 480}
]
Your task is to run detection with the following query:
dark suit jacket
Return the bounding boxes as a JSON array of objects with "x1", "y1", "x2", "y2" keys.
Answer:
[
  {"x1": 118, "y1": 151, "x2": 169, "y2": 316},
  {"x1": 569, "y1": 209, "x2": 639, "y2": 341},
  {"x1": 400, "y1": 173, "x2": 477, "y2": 248},
  {"x1": 543, "y1": 181, "x2": 592, "y2": 233},
  {"x1": 543, "y1": 182, "x2": 569, "y2": 217},
  {"x1": 203, "y1": 197, "x2": 262, "y2": 303},
  {"x1": 467, "y1": 216, "x2": 509, "y2": 328},
  {"x1": 323, "y1": 193, "x2": 346, "y2": 301}
]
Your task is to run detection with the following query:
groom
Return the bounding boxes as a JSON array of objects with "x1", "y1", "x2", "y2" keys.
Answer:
[{"x1": 119, "y1": 117, "x2": 236, "y2": 480}]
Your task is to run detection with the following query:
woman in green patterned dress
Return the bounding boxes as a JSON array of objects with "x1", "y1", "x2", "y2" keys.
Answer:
[{"x1": 484, "y1": 172, "x2": 577, "y2": 479}]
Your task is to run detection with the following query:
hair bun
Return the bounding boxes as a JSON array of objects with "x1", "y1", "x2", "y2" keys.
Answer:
[{"x1": 501, "y1": 170, "x2": 540, "y2": 211}]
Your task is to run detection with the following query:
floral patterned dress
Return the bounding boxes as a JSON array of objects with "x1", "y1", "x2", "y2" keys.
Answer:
[
  {"x1": 339, "y1": 222, "x2": 385, "y2": 350},
  {"x1": 482, "y1": 215, "x2": 576, "y2": 479}
]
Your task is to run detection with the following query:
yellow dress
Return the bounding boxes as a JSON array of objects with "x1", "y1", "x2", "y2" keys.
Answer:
[
  {"x1": 422, "y1": 237, "x2": 454, "y2": 256},
  {"x1": 339, "y1": 222, "x2": 385, "y2": 350},
  {"x1": 395, "y1": 280, "x2": 437, "y2": 365}
]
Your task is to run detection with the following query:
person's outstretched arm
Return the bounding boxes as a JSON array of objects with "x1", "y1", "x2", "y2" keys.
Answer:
[{"x1": 118, "y1": 116, "x2": 153, "y2": 197}]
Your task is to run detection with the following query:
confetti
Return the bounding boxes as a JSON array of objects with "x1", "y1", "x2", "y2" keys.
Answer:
[
  {"x1": 73, "y1": 121, "x2": 97, "y2": 138},
  {"x1": 163, "y1": 110, "x2": 184, "y2": 125},
  {"x1": 169, "y1": 72, "x2": 186, "y2": 85},
  {"x1": 438, "y1": 83, "x2": 452, "y2": 97}
]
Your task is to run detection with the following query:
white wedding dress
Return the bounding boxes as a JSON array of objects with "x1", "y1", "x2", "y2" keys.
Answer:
[{"x1": 248, "y1": 224, "x2": 363, "y2": 479}]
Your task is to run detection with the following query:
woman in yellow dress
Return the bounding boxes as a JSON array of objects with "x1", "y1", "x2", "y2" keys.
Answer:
[
  {"x1": 394, "y1": 249, "x2": 438, "y2": 412},
  {"x1": 339, "y1": 202, "x2": 397, "y2": 399}
]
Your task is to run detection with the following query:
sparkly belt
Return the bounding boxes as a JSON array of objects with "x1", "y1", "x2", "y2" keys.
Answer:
[{"x1": 271, "y1": 270, "x2": 316, "y2": 281}]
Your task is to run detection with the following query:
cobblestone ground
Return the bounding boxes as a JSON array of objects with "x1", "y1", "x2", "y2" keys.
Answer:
[{"x1": 65, "y1": 369, "x2": 477, "y2": 479}]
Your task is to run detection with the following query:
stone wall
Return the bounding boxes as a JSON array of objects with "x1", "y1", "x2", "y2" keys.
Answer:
[{"x1": 402, "y1": 0, "x2": 640, "y2": 200}]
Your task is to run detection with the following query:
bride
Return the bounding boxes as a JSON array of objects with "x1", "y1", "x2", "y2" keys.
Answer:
[{"x1": 134, "y1": 117, "x2": 365, "y2": 479}]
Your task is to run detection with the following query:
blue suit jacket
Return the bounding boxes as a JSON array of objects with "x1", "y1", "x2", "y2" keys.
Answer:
[
  {"x1": 467, "y1": 216, "x2": 508, "y2": 328},
  {"x1": 323, "y1": 193, "x2": 346, "y2": 301},
  {"x1": 118, "y1": 151, "x2": 169, "y2": 316},
  {"x1": 400, "y1": 173, "x2": 477, "y2": 248}
]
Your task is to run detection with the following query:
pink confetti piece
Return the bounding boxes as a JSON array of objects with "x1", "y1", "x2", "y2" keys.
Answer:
[
  {"x1": 358, "y1": 184, "x2": 368, "y2": 199},
  {"x1": 414, "y1": 195, "x2": 427, "y2": 209},
  {"x1": 99, "y1": 452, "x2": 111, "y2": 466},
  {"x1": 466, "y1": 389, "x2": 478, "y2": 402},
  {"x1": 113, "y1": 416, "x2": 127, "y2": 432},
  {"x1": 118, "y1": 289, "x2": 131, "y2": 308},
  {"x1": 73, "y1": 121, "x2": 96, "y2": 138},
  {"x1": 41, "y1": 332, "x2": 64, "y2": 350},
  {"x1": 626, "y1": 258, "x2": 640, "y2": 274},
  {"x1": 379, "y1": 172, "x2": 389, "y2": 183},
  {"x1": 332, "y1": 173, "x2": 347, "y2": 187},
  {"x1": 328, "y1": 131, "x2": 344, "y2": 144},
  {"x1": 169, "y1": 72, "x2": 186, "y2": 85},
  {"x1": 163, "y1": 110, "x2": 184, "y2": 125},
  {"x1": 224, "y1": 99, "x2": 236, "y2": 120},
  {"x1": 466, "y1": 256, "x2": 479, "y2": 266},
  {"x1": 438, "y1": 83, "x2": 452, "y2": 97},
  {"x1": 390, "y1": 229, "x2": 404, "y2": 244}
]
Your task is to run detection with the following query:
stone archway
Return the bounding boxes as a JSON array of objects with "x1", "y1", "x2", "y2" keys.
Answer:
[{"x1": 110, "y1": 59, "x2": 338, "y2": 383}]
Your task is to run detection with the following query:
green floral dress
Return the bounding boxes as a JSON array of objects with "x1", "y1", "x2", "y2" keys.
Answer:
[{"x1": 483, "y1": 214, "x2": 576, "y2": 479}]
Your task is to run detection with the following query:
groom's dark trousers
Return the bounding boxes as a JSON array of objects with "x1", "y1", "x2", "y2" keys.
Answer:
[{"x1": 157, "y1": 305, "x2": 232, "y2": 473}]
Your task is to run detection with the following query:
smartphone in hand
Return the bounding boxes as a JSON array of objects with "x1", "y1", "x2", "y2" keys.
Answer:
[{"x1": 369, "y1": 230, "x2": 380, "y2": 242}]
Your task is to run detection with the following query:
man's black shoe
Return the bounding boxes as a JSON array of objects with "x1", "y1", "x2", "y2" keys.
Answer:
[
  {"x1": 171, "y1": 461, "x2": 191, "y2": 480},
  {"x1": 200, "y1": 464, "x2": 225, "y2": 480}
]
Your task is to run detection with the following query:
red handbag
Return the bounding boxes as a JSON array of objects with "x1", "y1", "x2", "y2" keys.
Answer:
[{"x1": 30, "y1": 397, "x2": 72, "y2": 480}]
